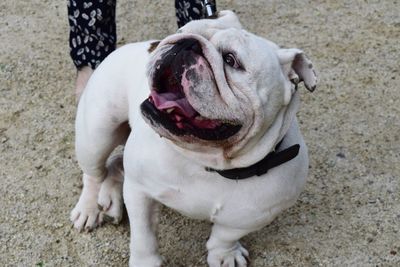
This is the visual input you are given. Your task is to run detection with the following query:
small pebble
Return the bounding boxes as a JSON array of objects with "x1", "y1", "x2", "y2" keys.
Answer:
[{"x1": 336, "y1": 152, "x2": 346, "y2": 158}]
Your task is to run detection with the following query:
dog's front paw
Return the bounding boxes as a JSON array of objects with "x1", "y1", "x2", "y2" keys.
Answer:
[
  {"x1": 70, "y1": 175, "x2": 102, "y2": 232},
  {"x1": 207, "y1": 242, "x2": 249, "y2": 267},
  {"x1": 70, "y1": 198, "x2": 101, "y2": 232},
  {"x1": 97, "y1": 154, "x2": 124, "y2": 224}
]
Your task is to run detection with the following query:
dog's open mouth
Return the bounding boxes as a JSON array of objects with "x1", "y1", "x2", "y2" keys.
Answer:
[{"x1": 141, "y1": 39, "x2": 241, "y2": 141}]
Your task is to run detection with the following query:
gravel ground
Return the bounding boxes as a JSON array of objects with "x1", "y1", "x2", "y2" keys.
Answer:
[{"x1": 1, "y1": 0, "x2": 399, "y2": 266}]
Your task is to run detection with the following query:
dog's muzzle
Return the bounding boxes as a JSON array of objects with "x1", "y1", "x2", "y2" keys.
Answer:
[{"x1": 141, "y1": 39, "x2": 241, "y2": 141}]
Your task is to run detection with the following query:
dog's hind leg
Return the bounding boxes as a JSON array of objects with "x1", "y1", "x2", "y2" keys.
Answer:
[
  {"x1": 70, "y1": 76, "x2": 130, "y2": 231},
  {"x1": 97, "y1": 153, "x2": 125, "y2": 224}
]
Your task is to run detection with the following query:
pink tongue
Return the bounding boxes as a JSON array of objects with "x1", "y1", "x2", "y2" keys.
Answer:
[{"x1": 150, "y1": 91, "x2": 197, "y2": 118}]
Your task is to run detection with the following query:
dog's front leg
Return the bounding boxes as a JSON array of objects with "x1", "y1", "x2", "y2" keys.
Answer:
[
  {"x1": 70, "y1": 174, "x2": 102, "y2": 231},
  {"x1": 70, "y1": 156, "x2": 125, "y2": 231},
  {"x1": 124, "y1": 182, "x2": 162, "y2": 267},
  {"x1": 206, "y1": 224, "x2": 251, "y2": 267}
]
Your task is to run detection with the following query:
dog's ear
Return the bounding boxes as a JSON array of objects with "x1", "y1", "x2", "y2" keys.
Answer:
[{"x1": 277, "y1": 48, "x2": 317, "y2": 92}]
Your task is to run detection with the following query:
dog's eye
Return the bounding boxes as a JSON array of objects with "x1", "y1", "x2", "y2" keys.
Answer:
[{"x1": 223, "y1": 53, "x2": 240, "y2": 69}]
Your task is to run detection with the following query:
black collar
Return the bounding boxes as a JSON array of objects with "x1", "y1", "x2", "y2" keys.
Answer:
[{"x1": 205, "y1": 138, "x2": 300, "y2": 180}]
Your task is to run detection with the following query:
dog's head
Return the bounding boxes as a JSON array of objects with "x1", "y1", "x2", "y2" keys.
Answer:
[{"x1": 141, "y1": 11, "x2": 317, "y2": 168}]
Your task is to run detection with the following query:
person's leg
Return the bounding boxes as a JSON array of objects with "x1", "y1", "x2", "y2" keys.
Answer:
[
  {"x1": 175, "y1": 0, "x2": 205, "y2": 28},
  {"x1": 67, "y1": 0, "x2": 117, "y2": 99},
  {"x1": 74, "y1": 66, "x2": 93, "y2": 100}
]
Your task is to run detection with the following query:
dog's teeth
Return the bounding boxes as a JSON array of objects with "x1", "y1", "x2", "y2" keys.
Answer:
[{"x1": 166, "y1": 108, "x2": 174, "y2": 113}]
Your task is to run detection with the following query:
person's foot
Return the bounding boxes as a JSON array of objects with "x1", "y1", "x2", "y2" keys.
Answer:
[{"x1": 75, "y1": 66, "x2": 94, "y2": 102}]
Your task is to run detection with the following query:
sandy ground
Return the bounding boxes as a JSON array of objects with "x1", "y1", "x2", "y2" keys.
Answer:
[{"x1": 1, "y1": 0, "x2": 399, "y2": 266}]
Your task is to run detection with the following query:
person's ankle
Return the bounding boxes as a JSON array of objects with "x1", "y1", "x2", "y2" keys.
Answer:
[{"x1": 75, "y1": 66, "x2": 94, "y2": 102}]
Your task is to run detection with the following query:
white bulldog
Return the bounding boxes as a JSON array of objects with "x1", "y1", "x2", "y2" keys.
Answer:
[{"x1": 70, "y1": 11, "x2": 317, "y2": 267}]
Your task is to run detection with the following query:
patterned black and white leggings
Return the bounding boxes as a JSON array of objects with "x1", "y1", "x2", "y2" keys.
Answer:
[{"x1": 67, "y1": 0, "x2": 205, "y2": 69}]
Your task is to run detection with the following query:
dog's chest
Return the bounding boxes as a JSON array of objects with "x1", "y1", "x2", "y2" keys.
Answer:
[
  {"x1": 126, "y1": 146, "x2": 298, "y2": 230},
  {"x1": 147, "y1": 163, "x2": 300, "y2": 230},
  {"x1": 155, "y1": 178, "x2": 227, "y2": 222},
  {"x1": 124, "y1": 122, "x2": 307, "y2": 229}
]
